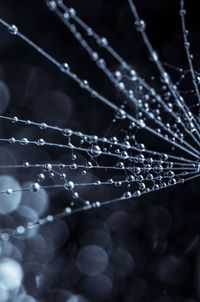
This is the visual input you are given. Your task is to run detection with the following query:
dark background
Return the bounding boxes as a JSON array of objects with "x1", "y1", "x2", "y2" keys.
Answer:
[{"x1": 0, "y1": 0, "x2": 200, "y2": 301}]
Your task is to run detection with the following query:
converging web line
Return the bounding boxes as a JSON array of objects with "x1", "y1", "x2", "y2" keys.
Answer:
[
  {"x1": 0, "y1": 17, "x2": 200, "y2": 160},
  {"x1": 0, "y1": 0, "x2": 200, "y2": 242},
  {"x1": 0, "y1": 114, "x2": 198, "y2": 164},
  {"x1": 0, "y1": 169, "x2": 199, "y2": 242},
  {"x1": 50, "y1": 4, "x2": 200, "y2": 155},
  {"x1": 51, "y1": 0, "x2": 200, "y2": 148},
  {"x1": 180, "y1": 0, "x2": 200, "y2": 108},
  {"x1": 128, "y1": 0, "x2": 200, "y2": 136}
]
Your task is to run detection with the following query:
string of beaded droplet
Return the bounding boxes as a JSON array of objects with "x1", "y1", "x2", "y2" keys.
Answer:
[
  {"x1": 47, "y1": 1, "x2": 199, "y2": 144},
  {"x1": 0, "y1": 113, "x2": 199, "y2": 241},
  {"x1": 128, "y1": 0, "x2": 200, "y2": 136},
  {"x1": 0, "y1": 169, "x2": 199, "y2": 242},
  {"x1": 1, "y1": 14, "x2": 200, "y2": 160},
  {"x1": 47, "y1": 0, "x2": 200, "y2": 151},
  {"x1": 0, "y1": 0, "x2": 200, "y2": 242}
]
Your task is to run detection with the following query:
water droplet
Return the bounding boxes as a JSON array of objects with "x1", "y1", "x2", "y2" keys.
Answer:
[
  {"x1": 135, "y1": 20, "x2": 146, "y2": 32},
  {"x1": 8, "y1": 24, "x2": 18, "y2": 35},
  {"x1": 89, "y1": 145, "x2": 102, "y2": 157}
]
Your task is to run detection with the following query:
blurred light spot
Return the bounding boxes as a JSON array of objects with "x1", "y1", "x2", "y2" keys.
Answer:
[
  {"x1": 0, "y1": 284, "x2": 9, "y2": 302},
  {"x1": 16, "y1": 205, "x2": 39, "y2": 239},
  {"x1": 67, "y1": 296, "x2": 78, "y2": 302},
  {"x1": 14, "y1": 294, "x2": 36, "y2": 302},
  {"x1": 77, "y1": 245, "x2": 108, "y2": 276},
  {"x1": 66, "y1": 295, "x2": 89, "y2": 302},
  {"x1": 80, "y1": 229, "x2": 112, "y2": 252},
  {"x1": 0, "y1": 175, "x2": 22, "y2": 214},
  {"x1": 0, "y1": 81, "x2": 10, "y2": 114},
  {"x1": 60, "y1": 257, "x2": 80, "y2": 287},
  {"x1": 0, "y1": 147, "x2": 16, "y2": 175},
  {"x1": 81, "y1": 274, "x2": 112, "y2": 298},
  {"x1": 157, "y1": 254, "x2": 190, "y2": 285},
  {"x1": 0, "y1": 258, "x2": 23, "y2": 291},
  {"x1": 107, "y1": 211, "x2": 133, "y2": 232},
  {"x1": 33, "y1": 90, "x2": 72, "y2": 126},
  {"x1": 111, "y1": 248, "x2": 135, "y2": 279},
  {"x1": 144, "y1": 205, "x2": 172, "y2": 237},
  {"x1": 123, "y1": 277, "x2": 147, "y2": 302},
  {"x1": 0, "y1": 240, "x2": 22, "y2": 262},
  {"x1": 22, "y1": 182, "x2": 49, "y2": 216},
  {"x1": 40, "y1": 219, "x2": 69, "y2": 253}
]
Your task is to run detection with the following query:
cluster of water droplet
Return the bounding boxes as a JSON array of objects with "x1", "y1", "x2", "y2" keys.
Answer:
[{"x1": 0, "y1": 0, "x2": 199, "y2": 243}]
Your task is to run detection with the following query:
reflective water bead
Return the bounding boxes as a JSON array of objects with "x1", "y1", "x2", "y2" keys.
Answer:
[
  {"x1": 60, "y1": 173, "x2": 66, "y2": 179},
  {"x1": 27, "y1": 222, "x2": 34, "y2": 229},
  {"x1": 64, "y1": 181, "x2": 75, "y2": 190},
  {"x1": 21, "y1": 138, "x2": 29, "y2": 145},
  {"x1": 9, "y1": 137, "x2": 16, "y2": 144},
  {"x1": 123, "y1": 191, "x2": 132, "y2": 199},
  {"x1": 152, "y1": 51, "x2": 158, "y2": 61},
  {"x1": 49, "y1": 172, "x2": 54, "y2": 178},
  {"x1": 115, "y1": 108, "x2": 126, "y2": 119},
  {"x1": 180, "y1": 9, "x2": 186, "y2": 16},
  {"x1": 133, "y1": 167, "x2": 141, "y2": 174},
  {"x1": 135, "y1": 20, "x2": 146, "y2": 32},
  {"x1": 169, "y1": 178, "x2": 176, "y2": 185},
  {"x1": 89, "y1": 145, "x2": 102, "y2": 157},
  {"x1": 139, "y1": 182, "x2": 146, "y2": 190},
  {"x1": 8, "y1": 24, "x2": 18, "y2": 35},
  {"x1": 46, "y1": 215, "x2": 54, "y2": 222},
  {"x1": 87, "y1": 27, "x2": 93, "y2": 36},
  {"x1": 70, "y1": 163, "x2": 77, "y2": 169},
  {"x1": 1, "y1": 233, "x2": 10, "y2": 241},
  {"x1": 138, "y1": 119, "x2": 146, "y2": 128},
  {"x1": 184, "y1": 42, "x2": 190, "y2": 48},
  {"x1": 153, "y1": 165, "x2": 163, "y2": 173},
  {"x1": 85, "y1": 162, "x2": 93, "y2": 168},
  {"x1": 47, "y1": 0, "x2": 56, "y2": 10},
  {"x1": 153, "y1": 184, "x2": 159, "y2": 190},
  {"x1": 72, "y1": 192, "x2": 79, "y2": 199},
  {"x1": 95, "y1": 201, "x2": 101, "y2": 207},
  {"x1": 136, "y1": 154, "x2": 145, "y2": 163},
  {"x1": 69, "y1": 8, "x2": 76, "y2": 17},
  {"x1": 44, "y1": 163, "x2": 52, "y2": 171},
  {"x1": 60, "y1": 62, "x2": 70, "y2": 73},
  {"x1": 146, "y1": 173, "x2": 153, "y2": 180},
  {"x1": 118, "y1": 82, "x2": 125, "y2": 91},
  {"x1": 166, "y1": 171, "x2": 175, "y2": 178},
  {"x1": 122, "y1": 141, "x2": 131, "y2": 150},
  {"x1": 7, "y1": 189, "x2": 13, "y2": 195},
  {"x1": 37, "y1": 138, "x2": 45, "y2": 146},
  {"x1": 12, "y1": 116, "x2": 18, "y2": 123},
  {"x1": 114, "y1": 70, "x2": 122, "y2": 80},
  {"x1": 39, "y1": 122, "x2": 47, "y2": 130},
  {"x1": 98, "y1": 37, "x2": 108, "y2": 47},
  {"x1": 17, "y1": 226, "x2": 25, "y2": 234},
  {"x1": 62, "y1": 128, "x2": 72, "y2": 136},
  {"x1": 127, "y1": 175, "x2": 135, "y2": 181},
  {"x1": 91, "y1": 52, "x2": 99, "y2": 61},
  {"x1": 23, "y1": 162, "x2": 29, "y2": 168},
  {"x1": 161, "y1": 153, "x2": 168, "y2": 161},
  {"x1": 72, "y1": 154, "x2": 77, "y2": 160},
  {"x1": 116, "y1": 162, "x2": 125, "y2": 169},
  {"x1": 133, "y1": 190, "x2": 141, "y2": 197},
  {"x1": 31, "y1": 182, "x2": 40, "y2": 192},
  {"x1": 65, "y1": 207, "x2": 72, "y2": 215},
  {"x1": 163, "y1": 72, "x2": 170, "y2": 84},
  {"x1": 37, "y1": 173, "x2": 45, "y2": 181}
]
